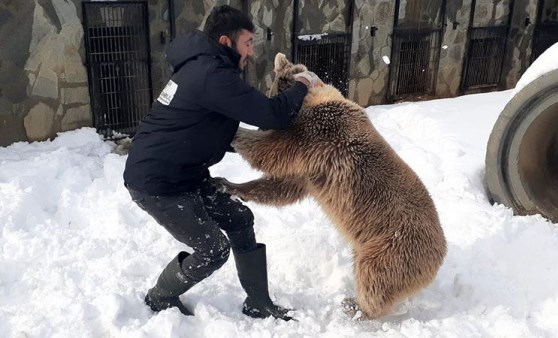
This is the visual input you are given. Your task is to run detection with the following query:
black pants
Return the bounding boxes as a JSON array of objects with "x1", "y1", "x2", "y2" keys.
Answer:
[{"x1": 128, "y1": 178, "x2": 257, "y2": 283}]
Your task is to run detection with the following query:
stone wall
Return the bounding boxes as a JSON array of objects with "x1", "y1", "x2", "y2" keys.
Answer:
[
  {"x1": 0, "y1": 0, "x2": 548, "y2": 147},
  {"x1": 147, "y1": 0, "x2": 172, "y2": 96},
  {"x1": 436, "y1": 0, "x2": 471, "y2": 97},
  {"x1": 0, "y1": 0, "x2": 90, "y2": 146},
  {"x1": 248, "y1": 0, "x2": 350, "y2": 93},
  {"x1": 246, "y1": 0, "x2": 394, "y2": 106},
  {"x1": 246, "y1": 0, "x2": 293, "y2": 92},
  {"x1": 503, "y1": 0, "x2": 537, "y2": 88},
  {"x1": 349, "y1": 0, "x2": 393, "y2": 106},
  {"x1": 149, "y1": 0, "x2": 244, "y2": 94}
]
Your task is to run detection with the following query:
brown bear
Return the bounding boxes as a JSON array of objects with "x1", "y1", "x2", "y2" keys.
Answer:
[{"x1": 217, "y1": 53, "x2": 447, "y2": 320}]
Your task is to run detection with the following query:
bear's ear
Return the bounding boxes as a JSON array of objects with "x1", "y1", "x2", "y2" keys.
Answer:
[{"x1": 274, "y1": 53, "x2": 291, "y2": 72}]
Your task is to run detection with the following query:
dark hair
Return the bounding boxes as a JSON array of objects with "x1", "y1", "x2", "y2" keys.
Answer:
[{"x1": 203, "y1": 5, "x2": 255, "y2": 43}]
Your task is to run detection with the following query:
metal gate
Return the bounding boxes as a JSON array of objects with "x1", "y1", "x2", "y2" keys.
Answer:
[
  {"x1": 461, "y1": 0, "x2": 513, "y2": 91},
  {"x1": 294, "y1": 33, "x2": 352, "y2": 97},
  {"x1": 388, "y1": 0, "x2": 446, "y2": 101},
  {"x1": 292, "y1": 0, "x2": 354, "y2": 97},
  {"x1": 82, "y1": 1, "x2": 153, "y2": 137},
  {"x1": 532, "y1": 0, "x2": 558, "y2": 62}
]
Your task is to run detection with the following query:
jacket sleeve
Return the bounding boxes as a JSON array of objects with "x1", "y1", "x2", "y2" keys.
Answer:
[{"x1": 200, "y1": 66, "x2": 308, "y2": 130}]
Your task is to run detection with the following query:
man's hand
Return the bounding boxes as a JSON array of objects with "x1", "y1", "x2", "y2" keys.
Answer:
[
  {"x1": 211, "y1": 177, "x2": 248, "y2": 202},
  {"x1": 294, "y1": 71, "x2": 322, "y2": 88},
  {"x1": 211, "y1": 177, "x2": 232, "y2": 193}
]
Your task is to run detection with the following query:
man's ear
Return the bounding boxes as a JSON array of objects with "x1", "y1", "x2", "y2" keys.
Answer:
[
  {"x1": 218, "y1": 35, "x2": 232, "y2": 48},
  {"x1": 274, "y1": 53, "x2": 290, "y2": 72}
]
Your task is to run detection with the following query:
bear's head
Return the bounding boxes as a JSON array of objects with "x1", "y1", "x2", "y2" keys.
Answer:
[
  {"x1": 269, "y1": 53, "x2": 308, "y2": 96},
  {"x1": 269, "y1": 52, "x2": 346, "y2": 107}
]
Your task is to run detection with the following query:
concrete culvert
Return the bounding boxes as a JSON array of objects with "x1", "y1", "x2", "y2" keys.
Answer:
[{"x1": 485, "y1": 68, "x2": 558, "y2": 223}]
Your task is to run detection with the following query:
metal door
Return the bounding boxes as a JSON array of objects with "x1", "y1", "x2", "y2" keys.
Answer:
[
  {"x1": 292, "y1": 0, "x2": 354, "y2": 97},
  {"x1": 388, "y1": 0, "x2": 446, "y2": 101},
  {"x1": 83, "y1": 1, "x2": 153, "y2": 137},
  {"x1": 461, "y1": 0, "x2": 513, "y2": 91}
]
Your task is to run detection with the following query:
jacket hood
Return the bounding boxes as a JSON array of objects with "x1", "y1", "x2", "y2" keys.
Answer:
[{"x1": 165, "y1": 30, "x2": 241, "y2": 72}]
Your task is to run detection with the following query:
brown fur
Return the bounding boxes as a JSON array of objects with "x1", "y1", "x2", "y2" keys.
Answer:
[{"x1": 220, "y1": 53, "x2": 447, "y2": 319}]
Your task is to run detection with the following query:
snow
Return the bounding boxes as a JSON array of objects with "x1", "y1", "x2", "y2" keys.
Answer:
[
  {"x1": 297, "y1": 33, "x2": 328, "y2": 41},
  {"x1": 2, "y1": 62, "x2": 558, "y2": 337},
  {"x1": 512, "y1": 42, "x2": 558, "y2": 96}
]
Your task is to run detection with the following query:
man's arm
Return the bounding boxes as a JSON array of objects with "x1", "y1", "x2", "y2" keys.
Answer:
[{"x1": 201, "y1": 67, "x2": 308, "y2": 130}]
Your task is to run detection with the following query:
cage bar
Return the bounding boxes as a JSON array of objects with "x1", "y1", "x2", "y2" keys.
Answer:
[{"x1": 82, "y1": 1, "x2": 153, "y2": 138}]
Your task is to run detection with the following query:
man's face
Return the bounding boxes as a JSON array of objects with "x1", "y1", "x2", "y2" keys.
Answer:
[
  {"x1": 219, "y1": 29, "x2": 254, "y2": 70},
  {"x1": 233, "y1": 29, "x2": 254, "y2": 70}
]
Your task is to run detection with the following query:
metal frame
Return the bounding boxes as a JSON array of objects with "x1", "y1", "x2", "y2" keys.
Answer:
[
  {"x1": 291, "y1": 0, "x2": 354, "y2": 97},
  {"x1": 387, "y1": 0, "x2": 447, "y2": 102},
  {"x1": 82, "y1": 1, "x2": 153, "y2": 138},
  {"x1": 168, "y1": 0, "x2": 176, "y2": 40},
  {"x1": 295, "y1": 33, "x2": 353, "y2": 96},
  {"x1": 531, "y1": 0, "x2": 558, "y2": 62},
  {"x1": 460, "y1": 0, "x2": 514, "y2": 92},
  {"x1": 291, "y1": 0, "x2": 300, "y2": 63}
]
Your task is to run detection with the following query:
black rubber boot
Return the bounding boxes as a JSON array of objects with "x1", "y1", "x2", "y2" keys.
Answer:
[
  {"x1": 234, "y1": 244, "x2": 292, "y2": 321},
  {"x1": 145, "y1": 252, "x2": 196, "y2": 316}
]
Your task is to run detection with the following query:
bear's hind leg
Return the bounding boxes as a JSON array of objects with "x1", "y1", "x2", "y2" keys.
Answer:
[
  {"x1": 341, "y1": 297, "x2": 366, "y2": 320},
  {"x1": 352, "y1": 248, "x2": 403, "y2": 320}
]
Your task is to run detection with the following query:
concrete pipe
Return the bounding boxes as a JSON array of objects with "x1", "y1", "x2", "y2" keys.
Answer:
[{"x1": 485, "y1": 68, "x2": 558, "y2": 222}]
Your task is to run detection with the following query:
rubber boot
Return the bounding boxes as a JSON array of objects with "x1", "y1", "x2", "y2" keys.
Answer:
[
  {"x1": 234, "y1": 243, "x2": 292, "y2": 321},
  {"x1": 145, "y1": 252, "x2": 196, "y2": 316}
]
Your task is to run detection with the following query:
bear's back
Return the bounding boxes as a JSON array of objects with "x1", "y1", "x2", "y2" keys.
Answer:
[{"x1": 295, "y1": 91, "x2": 443, "y2": 253}]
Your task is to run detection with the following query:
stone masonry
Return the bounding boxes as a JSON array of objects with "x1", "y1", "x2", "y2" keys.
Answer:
[{"x1": 0, "y1": 0, "x2": 548, "y2": 146}]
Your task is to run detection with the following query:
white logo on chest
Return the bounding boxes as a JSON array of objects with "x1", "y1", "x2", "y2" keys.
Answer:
[{"x1": 157, "y1": 80, "x2": 178, "y2": 105}]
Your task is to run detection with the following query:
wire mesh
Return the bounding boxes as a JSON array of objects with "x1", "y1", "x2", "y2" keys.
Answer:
[
  {"x1": 83, "y1": 1, "x2": 152, "y2": 138},
  {"x1": 462, "y1": 26, "x2": 507, "y2": 89},
  {"x1": 389, "y1": 28, "x2": 442, "y2": 99},
  {"x1": 295, "y1": 33, "x2": 352, "y2": 97}
]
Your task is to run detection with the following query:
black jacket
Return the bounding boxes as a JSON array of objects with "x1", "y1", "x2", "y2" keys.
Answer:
[{"x1": 123, "y1": 30, "x2": 308, "y2": 195}]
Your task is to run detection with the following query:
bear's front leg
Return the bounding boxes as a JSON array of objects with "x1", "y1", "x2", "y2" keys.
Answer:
[
  {"x1": 213, "y1": 176, "x2": 307, "y2": 207},
  {"x1": 232, "y1": 127, "x2": 304, "y2": 177},
  {"x1": 230, "y1": 128, "x2": 270, "y2": 170}
]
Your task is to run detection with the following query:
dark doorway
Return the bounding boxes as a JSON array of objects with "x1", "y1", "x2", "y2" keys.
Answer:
[
  {"x1": 532, "y1": 0, "x2": 558, "y2": 62},
  {"x1": 82, "y1": 1, "x2": 153, "y2": 137},
  {"x1": 388, "y1": 0, "x2": 446, "y2": 101},
  {"x1": 461, "y1": 0, "x2": 513, "y2": 91}
]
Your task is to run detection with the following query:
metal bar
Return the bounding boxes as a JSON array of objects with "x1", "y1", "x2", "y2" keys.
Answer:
[
  {"x1": 101, "y1": 8, "x2": 110, "y2": 133},
  {"x1": 168, "y1": 0, "x2": 175, "y2": 40},
  {"x1": 82, "y1": 3, "x2": 96, "y2": 130},
  {"x1": 497, "y1": 0, "x2": 515, "y2": 88},
  {"x1": 82, "y1": 1, "x2": 151, "y2": 137},
  {"x1": 108, "y1": 11, "x2": 117, "y2": 135},
  {"x1": 295, "y1": 33, "x2": 352, "y2": 96},
  {"x1": 291, "y1": 0, "x2": 299, "y2": 62}
]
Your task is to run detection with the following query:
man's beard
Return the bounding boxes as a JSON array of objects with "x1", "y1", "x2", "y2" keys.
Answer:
[{"x1": 231, "y1": 41, "x2": 252, "y2": 70}]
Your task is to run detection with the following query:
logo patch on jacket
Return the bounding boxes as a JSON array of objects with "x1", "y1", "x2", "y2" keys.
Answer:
[{"x1": 157, "y1": 80, "x2": 178, "y2": 105}]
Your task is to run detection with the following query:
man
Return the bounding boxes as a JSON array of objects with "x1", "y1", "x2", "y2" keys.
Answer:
[{"x1": 123, "y1": 5, "x2": 320, "y2": 320}]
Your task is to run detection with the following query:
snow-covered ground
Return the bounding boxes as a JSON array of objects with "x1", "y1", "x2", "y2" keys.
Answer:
[
  {"x1": 3, "y1": 42, "x2": 558, "y2": 338},
  {"x1": 512, "y1": 42, "x2": 558, "y2": 95},
  {"x1": 2, "y1": 85, "x2": 558, "y2": 337}
]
